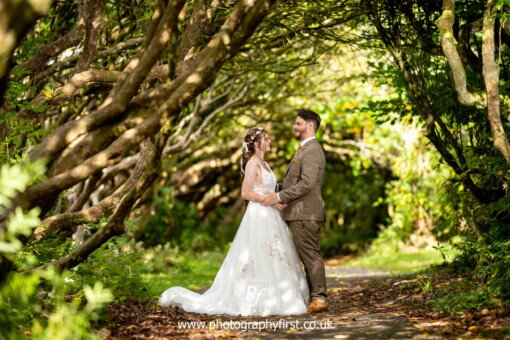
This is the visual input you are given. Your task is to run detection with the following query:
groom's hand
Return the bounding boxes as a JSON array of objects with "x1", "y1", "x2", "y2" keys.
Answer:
[
  {"x1": 274, "y1": 203, "x2": 287, "y2": 210},
  {"x1": 261, "y1": 192, "x2": 279, "y2": 206}
]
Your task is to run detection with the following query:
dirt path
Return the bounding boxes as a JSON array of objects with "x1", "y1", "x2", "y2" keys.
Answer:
[
  {"x1": 246, "y1": 266, "x2": 438, "y2": 339},
  {"x1": 105, "y1": 265, "x2": 509, "y2": 339}
]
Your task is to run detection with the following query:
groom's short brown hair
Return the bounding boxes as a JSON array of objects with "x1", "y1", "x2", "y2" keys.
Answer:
[{"x1": 298, "y1": 109, "x2": 321, "y2": 132}]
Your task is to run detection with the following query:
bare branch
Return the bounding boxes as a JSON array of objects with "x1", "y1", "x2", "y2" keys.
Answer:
[
  {"x1": 39, "y1": 139, "x2": 158, "y2": 270},
  {"x1": 31, "y1": 38, "x2": 143, "y2": 85},
  {"x1": 165, "y1": 84, "x2": 249, "y2": 153},
  {"x1": 99, "y1": 84, "x2": 247, "y2": 173},
  {"x1": 66, "y1": 171, "x2": 102, "y2": 213},
  {"x1": 28, "y1": 0, "x2": 186, "y2": 163},
  {"x1": 155, "y1": 0, "x2": 276, "y2": 154},
  {"x1": 25, "y1": 111, "x2": 160, "y2": 203}
]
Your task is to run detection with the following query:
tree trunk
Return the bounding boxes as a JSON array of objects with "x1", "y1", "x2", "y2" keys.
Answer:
[
  {"x1": 0, "y1": 0, "x2": 54, "y2": 103},
  {"x1": 438, "y1": 0, "x2": 481, "y2": 106},
  {"x1": 40, "y1": 139, "x2": 159, "y2": 270},
  {"x1": 482, "y1": 0, "x2": 510, "y2": 165}
]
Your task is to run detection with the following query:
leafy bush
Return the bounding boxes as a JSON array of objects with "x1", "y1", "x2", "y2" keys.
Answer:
[
  {"x1": 431, "y1": 278, "x2": 499, "y2": 313},
  {"x1": 138, "y1": 186, "x2": 216, "y2": 250},
  {"x1": 25, "y1": 233, "x2": 227, "y2": 303},
  {"x1": 452, "y1": 236, "x2": 510, "y2": 303},
  {"x1": 0, "y1": 268, "x2": 113, "y2": 339},
  {"x1": 69, "y1": 236, "x2": 152, "y2": 301},
  {"x1": 0, "y1": 160, "x2": 113, "y2": 339}
]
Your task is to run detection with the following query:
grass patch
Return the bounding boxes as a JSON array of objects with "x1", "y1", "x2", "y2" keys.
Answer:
[
  {"x1": 74, "y1": 240, "x2": 228, "y2": 302},
  {"x1": 139, "y1": 247, "x2": 226, "y2": 301},
  {"x1": 341, "y1": 248, "x2": 446, "y2": 274}
]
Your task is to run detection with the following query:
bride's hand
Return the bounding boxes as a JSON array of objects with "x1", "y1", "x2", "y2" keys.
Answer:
[{"x1": 273, "y1": 203, "x2": 287, "y2": 210}]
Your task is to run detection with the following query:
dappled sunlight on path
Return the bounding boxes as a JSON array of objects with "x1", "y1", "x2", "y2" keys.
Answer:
[{"x1": 105, "y1": 262, "x2": 509, "y2": 339}]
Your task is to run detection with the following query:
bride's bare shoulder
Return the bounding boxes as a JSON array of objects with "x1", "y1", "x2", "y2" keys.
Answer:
[
  {"x1": 246, "y1": 158, "x2": 259, "y2": 167},
  {"x1": 245, "y1": 158, "x2": 261, "y2": 172}
]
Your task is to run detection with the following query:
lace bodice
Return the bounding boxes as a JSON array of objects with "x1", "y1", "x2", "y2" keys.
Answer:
[
  {"x1": 251, "y1": 163, "x2": 276, "y2": 194},
  {"x1": 249, "y1": 161, "x2": 277, "y2": 195}
]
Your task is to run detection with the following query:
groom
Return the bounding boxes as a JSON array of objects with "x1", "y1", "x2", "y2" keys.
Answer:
[{"x1": 262, "y1": 109, "x2": 328, "y2": 313}]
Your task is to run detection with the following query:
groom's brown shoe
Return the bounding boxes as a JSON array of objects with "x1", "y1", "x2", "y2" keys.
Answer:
[{"x1": 307, "y1": 298, "x2": 328, "y2": 313}]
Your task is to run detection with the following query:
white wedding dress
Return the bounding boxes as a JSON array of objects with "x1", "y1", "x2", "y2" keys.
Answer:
[{"x1": 158, "y1": 160, "x2": 309, "y2": 316}]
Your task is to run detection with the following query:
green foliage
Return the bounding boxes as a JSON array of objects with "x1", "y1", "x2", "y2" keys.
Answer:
[
  {"x1": 370, "y1": 117, "x2": 453, "y2": 252},
  {"x1": 138, "y1": 186, "x2": 216, "y2": 250},
  {"x1": 0, "y1": 268, "x2": 113, "y2": 339},
  {"x1": 320, "y1": 161, "x2": 386, "y2": 256},
  {"x1": 0, "y1": 161, "x2": 113, "y2": 339},
  {"x1": 0, "y1": 159, "x2": 46, "y2": 257},
  {"x1": 69, "y1": 236, "x2": 153, "y2": 300},
  {"x1": 495, "y1": 0, "x2": 510, "y2": 22},
  {"x1": 22, "y1": 235, "x2": 226, "y2": 303},
  {"x1": 452, "y1": 235, "x2": 510, "y2": 302},
  {"x1": 1, "y1": 78, "x2": 49, "y2": 164},
  {"x1": 0, "y1": 158, "x2": 46, "y2": 204},
  {"x1": 7, "y1": 227, "x2": 226, "y2": 337},
  {"x1": 416, "y1": 276, "x2": 434, "y2": 294},
  {"x1": 431, "y1": 279, "x2": 499, "y2": 313},
  {"x1": 360, "y1": 0, "x2": 510, "y2": 305}
]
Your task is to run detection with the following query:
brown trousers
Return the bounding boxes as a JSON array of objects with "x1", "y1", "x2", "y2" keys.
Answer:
[{"x1": 288, "y1": 220, "x2": 327, "y2": 301}]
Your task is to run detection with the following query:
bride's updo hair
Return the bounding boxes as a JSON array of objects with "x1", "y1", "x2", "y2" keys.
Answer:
[{"x1": 241, "y1": 127, "x2": 266, "y2": 175}]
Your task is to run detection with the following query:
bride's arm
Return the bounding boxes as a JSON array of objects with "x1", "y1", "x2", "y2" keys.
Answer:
[{"x1": 241, "y1": 161, "x2": 265, "y2": 203}]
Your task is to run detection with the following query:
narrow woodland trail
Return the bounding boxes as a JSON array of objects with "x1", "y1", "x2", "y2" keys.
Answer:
[{"x1": 105, "y1": 262, "x2": 510, "y2": 339}]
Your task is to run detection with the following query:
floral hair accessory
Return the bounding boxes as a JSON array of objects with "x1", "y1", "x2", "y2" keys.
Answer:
[{"x1": 248, "y1": 128, "x2": 264, "y2": 142}]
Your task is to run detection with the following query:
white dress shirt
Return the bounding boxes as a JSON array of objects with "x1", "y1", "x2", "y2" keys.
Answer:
[{"x1": 300, "y1": 136, "x2": 316, "y2": 147}]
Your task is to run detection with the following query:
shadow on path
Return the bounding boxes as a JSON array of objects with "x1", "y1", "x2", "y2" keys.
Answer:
[
  {"x1": 106, "y1": 265, "x2": 509, "y2": 339},
  {"x1": 247, "y1": 266, "x2": 438, "y2": 339},
  {"x1": 106, "y1": 266, "x2": 442, "y2": 339}
]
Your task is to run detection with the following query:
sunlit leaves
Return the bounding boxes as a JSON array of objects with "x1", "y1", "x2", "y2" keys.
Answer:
[
  {"x1": 0, "y1": 159, "x2": 46, "y2": 256},
  {"x1": 495, "y1": 0, "x2": 510, "y2": 11},
  {"x1": 0, "y1": 159, "x2": 46, "y2": 208},
  {"x1": 84, "y1": 281, "x2": 113, "y2": 312},
  {"x1": 0, "y1": 158, "x2": 114, "y2": 337}
]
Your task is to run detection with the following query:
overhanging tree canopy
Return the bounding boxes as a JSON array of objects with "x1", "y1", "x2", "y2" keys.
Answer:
[{"x1": 1, "y1": 0, "x2": 509, "y2": 288}]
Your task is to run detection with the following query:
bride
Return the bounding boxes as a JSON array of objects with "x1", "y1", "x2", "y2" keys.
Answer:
[{"x1": 158, "y1": 127, "x2": 309, "y2": 316}]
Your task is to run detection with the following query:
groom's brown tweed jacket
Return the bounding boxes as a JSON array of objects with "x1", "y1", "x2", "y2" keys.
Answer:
[{"x1": 279, "y1": 139, "x2": 326, "y2": 221}]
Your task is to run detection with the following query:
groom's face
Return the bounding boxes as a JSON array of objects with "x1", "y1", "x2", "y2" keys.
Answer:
[{"x1": 293, "y1": 117, "x2": 307, "y2": 140}]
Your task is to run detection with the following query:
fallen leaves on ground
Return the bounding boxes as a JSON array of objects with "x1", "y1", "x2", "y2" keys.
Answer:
[
  {"x1": 328, "y1": 272, "x2": 509, "y2": 339},
  {"x1": 105, "y1": 271, "x2": 509, "y2": 339}
]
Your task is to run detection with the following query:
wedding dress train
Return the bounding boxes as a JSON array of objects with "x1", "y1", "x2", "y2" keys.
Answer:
[{"x1": 158, "y1": 161, "x2": 309, "y2": 316}]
